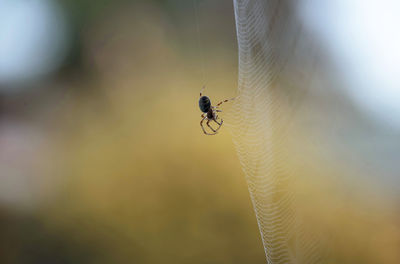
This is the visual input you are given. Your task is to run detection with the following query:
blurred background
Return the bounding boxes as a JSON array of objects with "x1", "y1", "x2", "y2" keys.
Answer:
[
  {"x1": 0, "y1": 0, "x2": 399, "y2": 263},
  {"x1": 0, "y1": 0, "x2": 266, "y2": 263}
]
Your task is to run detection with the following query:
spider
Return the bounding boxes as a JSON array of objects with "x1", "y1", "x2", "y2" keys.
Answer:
[{"x1": 198, "y1": 86, "x2": 235, "y2": 135}]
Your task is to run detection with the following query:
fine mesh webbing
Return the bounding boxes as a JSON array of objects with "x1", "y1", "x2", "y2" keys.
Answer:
[{"x1": 229, "y1": 1, "x2": 320, "y2": 263}]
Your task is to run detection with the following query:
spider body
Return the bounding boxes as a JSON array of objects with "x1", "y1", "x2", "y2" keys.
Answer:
[
  {"x1": 199, "y1": 96, "x2": 211, "y2": 113},
  {"x1": 206, "y1": 109, "x2": 214, "y2": 120},
  {"x1": 198, "y1": 86, "x2": 235, "y2": 135}
]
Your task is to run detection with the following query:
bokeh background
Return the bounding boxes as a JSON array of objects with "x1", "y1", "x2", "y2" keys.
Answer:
[
  {"x1": 0, "y1": 0, "x2": 266, "y2": 263},
  {"x1": 1, "y1": 0, "x2": 400, "y2": 263}
]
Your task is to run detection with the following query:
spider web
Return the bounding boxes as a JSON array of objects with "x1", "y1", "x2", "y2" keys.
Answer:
[{"x1": 228, "y1": 0, "x2": 322, "y2": 263}]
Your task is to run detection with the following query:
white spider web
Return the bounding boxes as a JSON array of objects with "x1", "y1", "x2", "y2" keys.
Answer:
[
  {"x1": 226, "y1": 1, "x2": 400, "y2": 263},
  {"x1": 228, "y1": 0, "x2": 322, "y2": 263}
]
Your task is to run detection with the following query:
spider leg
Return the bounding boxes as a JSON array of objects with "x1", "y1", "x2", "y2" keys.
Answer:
[
  {"x1": 206, "y1": 120, "x2": 217, "y2": 132},
  {"x1": 200, "y1": 116, "x2": 208, "y2": 134},
  {"x1": 211, "y1": 106, "x2": 222, "y2": 113},
  {"x1": 214, "y1": 118, "x2": 223, "y2": 126},
  {"x1": 213, "y1": 118, "x2": 223, "y2": 132},
  {"x1": 200, "y1": 115, "x2": 218, "y2": 135},
  {"x1": 200, "y1": 116, "x2": 216, "y2": 135},
  {"x1": 199, "y1": 85, "x2": 206, "y2": 97},
  {"x1": 216, "y1": 96, "x2": 237, "y2": 107}
]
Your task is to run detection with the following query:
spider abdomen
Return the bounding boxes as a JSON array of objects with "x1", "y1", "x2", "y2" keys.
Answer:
[{"x1": 199, "y1": 96, "x2": 211, "y2": 113}]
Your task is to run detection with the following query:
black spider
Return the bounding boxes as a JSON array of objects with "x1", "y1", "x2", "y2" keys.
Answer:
[{"x1": 198, "y1": 86, "x2": 235, "y2": 135}]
